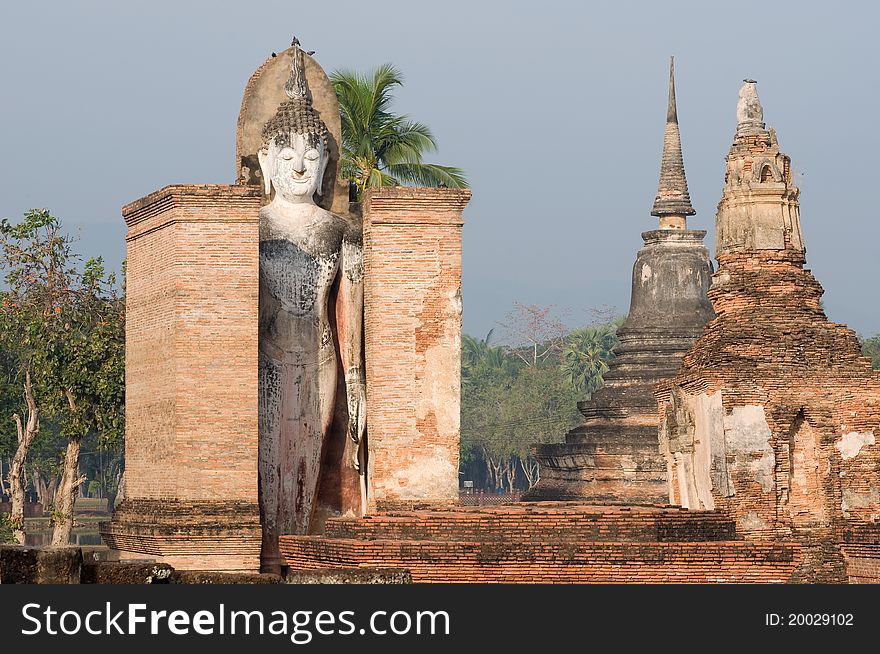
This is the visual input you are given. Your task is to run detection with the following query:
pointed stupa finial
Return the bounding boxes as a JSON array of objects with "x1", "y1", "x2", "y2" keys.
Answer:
[
  {"x1": 736, "y1": 78, "x2": 765, "y2": 134},
  {"x1": 651, "y1": 56, "x2": 695, "y2": 223},
  {"x1": 667, "y1": 56, "x2": 678, "y2": 124}
]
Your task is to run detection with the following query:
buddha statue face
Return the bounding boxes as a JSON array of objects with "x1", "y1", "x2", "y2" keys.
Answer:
[{"x1": 259, "y1": 131, "x2": 327, "y2": 204}]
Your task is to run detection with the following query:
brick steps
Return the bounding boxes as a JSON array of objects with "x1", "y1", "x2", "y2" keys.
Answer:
[
  {"x1": 280, "y1": 503, "x2": 801, "y2": 583},
  {"x1": 322, "y1": 503, "x2": 736, "y2": 543},
  {"x1": 280, "y1": 536, "x2": 799, "y2": 583}
]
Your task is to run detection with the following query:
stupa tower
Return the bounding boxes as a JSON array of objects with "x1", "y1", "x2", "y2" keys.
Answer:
[
  {"x1": 525, "y1": 58, "x2": 714, "y2": 503},
  {"x1": 656, "y1": 79, "x2": 880, "y2": 582},
  {"x1": 652, "y1": 57, "x2": 697, "y2": 229}
]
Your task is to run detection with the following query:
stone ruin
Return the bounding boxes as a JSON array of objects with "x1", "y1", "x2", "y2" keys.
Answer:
[
  {"x1": 278, "y1": 63, "x2": 872, "y2": 584},
  {"x1": 525, "y1": 58, "x2": 714, "y2": 504},
  {"x1": 656, "y1": 80, "x2": 880, "y2": 583},
  {"x1": 88, "y1": 40, "x2": 879, "y2": 584}
]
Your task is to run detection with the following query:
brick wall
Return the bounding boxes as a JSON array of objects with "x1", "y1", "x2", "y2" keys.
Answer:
[
  {"x1": 362, "y1": 187, "x2": 471, "y2": 508},
  {"x1": 122, "y1": 184, "x2": 261, "y2": 502},
  {"x1": 842, "y1": 551, "x2": 880, "y2": 584},
  {"x1": 656, "y1": 250, "x2": 880, "y2": 583},
  {"x1": 282, "y1": 539, "x2": 799, "y2": 583},
  {"x1": 103, "y1": 185, "x2": 263, "y2": 572},
  {"x1": 842, "y1": 523, "x2": 880, "y2": 583}
]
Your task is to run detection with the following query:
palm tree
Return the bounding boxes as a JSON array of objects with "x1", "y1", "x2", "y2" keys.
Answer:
[
  {"x1": 330, "y1": 64, "x2": 468, "y2": 196},
  {"x1": 561, "y1": 323, "x2": 620, "y2": 396},
  {"x1": 461, "y1": 330, "x2": 519, "y2": 388}
]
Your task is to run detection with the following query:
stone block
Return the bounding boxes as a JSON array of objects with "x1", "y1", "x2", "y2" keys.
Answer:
[
  {"x1": 170, "y1": 570, "x2": 281, "y2": 584},
  {"x1": 0, "y1": 546, "x2": 82, "y2": 584},
  {"x1": 81, "y1": 560, "x2": 173, "y2": 584},
  {"x1": 285, "y1": 568, "x2": 412, "y2": 584}
]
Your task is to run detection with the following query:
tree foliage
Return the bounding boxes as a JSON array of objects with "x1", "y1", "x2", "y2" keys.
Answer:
[
  {"x1": 331, "y1": 64, "x2": 467, "y2": 197},
  {"x1": 461, "y1": 309, "x2": 621, "y2": 491},
  {"x1": 0, "y1": 209, "x2": 124, "y2": 543},
  {"x1": 0, "y1": 347, "x2": 18, "y2": 465},
  {"x1": 561, "y1": 319, "x2": 622, "y2": 396},
  {"x1": 860, "y1": 334, "x2": 880, "y2": 369},
  {"x1": 1, "y1": 211, "x2": 124, "y2": 446}
]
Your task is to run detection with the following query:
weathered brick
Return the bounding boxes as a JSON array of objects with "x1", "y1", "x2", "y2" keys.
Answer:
[
  {"x1": 655, "y1": 88, "x2": 880, "y2": 584},
  {"x1": 102, "y1": 184, "x2": 263, "y2": 572},
  {"x1": 362, "y1": 187, "x2": 471, "y2": 508},
  {"x1": 280, "y1": 503, "x2": 800, "y2": 583}
]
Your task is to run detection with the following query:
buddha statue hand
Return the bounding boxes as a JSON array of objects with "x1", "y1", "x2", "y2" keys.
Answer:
[{"x1": 346, "y1": 367, "x2": 367, "y2": 471}]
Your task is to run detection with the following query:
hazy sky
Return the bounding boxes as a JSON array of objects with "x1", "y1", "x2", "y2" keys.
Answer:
[{"x1": 1, "y1": 1, "x2": 878, "y2": 339}]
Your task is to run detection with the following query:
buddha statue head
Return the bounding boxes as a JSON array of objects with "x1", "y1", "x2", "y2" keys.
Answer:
[{"x1": 258, "y1": 43, "x2": 330, "y2": 204}]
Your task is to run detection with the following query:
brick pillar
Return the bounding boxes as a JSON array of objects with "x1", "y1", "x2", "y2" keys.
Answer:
[
  {"x1": 102, "y1": 184, "x2": 263, "y2": 572},
  {"x1": 362, "y1": 187, "x2": 471, "y2": 510}
]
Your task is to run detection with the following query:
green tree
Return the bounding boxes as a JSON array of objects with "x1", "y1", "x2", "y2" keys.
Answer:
[
  {"x1": 500, "y1": 365, "x2": 581, "y2": 489},
  {"x1": 43, "y1": 256, "x2": 124, "y2": 544},
  {"x1": 0, "y1": 346, "x2": 19, "y2": 544},
  {"x1": 0, "y1": 209, "x2": 64, "y2": 542},
  {"x1": 561, "y1": 320, "x2": 622, "y2": 396},
  {"x1": 462, "y1": 330, "x2": 519, "y2": 388},
  {"x1": 461, "y1": 353, "x2": 581, "y2": 491},
  {"x1": 460, "y1": 331, "x2": 518, "y2": 478},
  {"x1": 0, "y1": 345, "x2": 20, "y2": 503},
  {"x1": 460, "y1": 367, "x2": 511, "y2": 488},
  {"x1": 0, "y1": 210, "x2": 124, "y2": 545},
  {"x1": 461, "y1": 317, "x2": 585, "y2": 491},
  {"x1": 460, "y1": 310, "x2": 622, "y2": 492},
  {"x1": 331, "y1": 64, "x2": 467, "y2": 196},
  {"x1": 26, "y1": 422, "x2": 66, "y2": 509},
  {"x1": 860, "y1": 334, "x2": 880, "y2": 369}
]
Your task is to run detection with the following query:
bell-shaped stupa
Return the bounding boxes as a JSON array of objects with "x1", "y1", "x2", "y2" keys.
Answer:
[{"x1": 525, "y1": 58, "x2": 714, "y2": 503}]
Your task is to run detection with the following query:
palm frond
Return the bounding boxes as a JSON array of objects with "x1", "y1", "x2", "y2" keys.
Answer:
[
  {"x1": 384, "y1": 162, "x2": 469, "y2": 188},
  {"x1": 365, "y1": 167, "x2": 398, "y2": 189},
  {"x1": 368, "y1": 64, "x2": 404, "y2": 116},
  {"x1": 331, "y1": 63, "x2": 467, "y2": 193},
  {"x1": 380, "y1": 121, "x2": 438, "y2": 165}
]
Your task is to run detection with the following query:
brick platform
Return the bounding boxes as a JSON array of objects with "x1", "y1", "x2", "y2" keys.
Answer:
[
  {"x1": 280, "y1": 503, "x2": 801, "y2": 583},
  {"x1": 103, "y1": 499, "x2": 261, "y2": 572}
]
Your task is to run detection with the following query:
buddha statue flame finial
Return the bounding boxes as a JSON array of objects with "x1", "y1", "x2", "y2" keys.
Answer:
[
  {"x1": 283, "y1": 38, "x2": 309, "y2": 101},
  {"x1": 262, "y1": 38, "x2": 327, "y2": 151}
]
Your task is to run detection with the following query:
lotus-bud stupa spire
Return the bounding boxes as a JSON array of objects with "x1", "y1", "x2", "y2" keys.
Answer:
[{"x1": 651, "y1": 56, "x2": 695, "y2": 228}]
